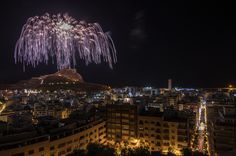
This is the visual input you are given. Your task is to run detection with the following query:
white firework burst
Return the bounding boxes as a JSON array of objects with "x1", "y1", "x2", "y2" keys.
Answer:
[{"x1": 14, "y1": 13, "x2": 117, "y2": 70}]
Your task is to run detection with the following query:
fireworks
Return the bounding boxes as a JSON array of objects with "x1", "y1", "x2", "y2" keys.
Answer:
[{"x1": 14, "y1": 13, "x2": 117, "y2": 70}]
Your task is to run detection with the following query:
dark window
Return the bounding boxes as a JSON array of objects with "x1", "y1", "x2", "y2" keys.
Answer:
[
  {"x1": 163, "y1": 123, "x2": 169, "y2": 127},
  {"x1": 50, "y1": 146, "x2": 54, "y2": 150},
  {"x1": 12, "y1": 153, "x2": 24, "y2": 156},
  {"x1": 58, "y1": 151, "x2": 65, "y2": 156},
  {"x1": 163, "y1": 129, "x2": 169, "y2": 133},
  {"x1": 67, "y1": 147, "x2": 72, "y2": 152},
  {"x1": 156, "y1": 135, "x2": 161, "y2": 139},
  {"x1": 28, "y1": 150, "x2": 34, "y2": 155},
  {"x1": 156, "y1": 129, "x2": 161, "y2": 133},
  {"x1": 67, "y1": 140, "x2": 72, "y2": 144},
  {"x1": 58, "y1": 143, "x2": 66, "y2": 148},
  {"x1": 79, "y1": 136, "x2": 85, "y2": 140},
  {"x1": 39, "y1": 147, "x2": 44, "y2": 152}
]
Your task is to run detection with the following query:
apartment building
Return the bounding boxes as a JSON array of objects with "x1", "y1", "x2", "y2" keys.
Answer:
[
  {"x1": 0, "y1": 120, "x2": 106, "y2": 156},
  {"x1": 138, "y1": 113, "x2": 189, "y2": 155},
  {"x1": 106, "y1": 103, "x2": 138, "y2": 142}
]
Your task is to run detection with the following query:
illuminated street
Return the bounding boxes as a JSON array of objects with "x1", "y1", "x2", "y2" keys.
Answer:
[{"x1": 197, "y1": 98, "x2": 208, "y2": 154}]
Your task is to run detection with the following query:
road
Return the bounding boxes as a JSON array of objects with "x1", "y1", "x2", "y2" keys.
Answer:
[
  {"x1": 0, "y1": 100, "x2": 14, "y2": 114},
  {"x1": 197, "y1": 98, "x2": 208, "y2": 154}
]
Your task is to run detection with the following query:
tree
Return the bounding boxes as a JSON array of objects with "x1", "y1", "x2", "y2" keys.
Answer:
[
  {"x1": 182, "y1": 148, "x2": 192, "y2": 156},
  {"x1": 167, "y1": 152, "x2": 176, "y2": 156},
  {"x1": 68, "y1": 149, "x2": 86, "y2": 156},
  {"x1": 151, "y1": 151, "x2": 162, "y2": 156},
  {"x1": 87, "y1": 143, "x2": 115, "y2": 156},
  {"x1": 121, "y1": 146, "x2": 150, "y2": 156}
]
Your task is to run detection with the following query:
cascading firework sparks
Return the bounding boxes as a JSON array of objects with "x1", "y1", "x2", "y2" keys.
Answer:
[{"x1": 14, "y1": 13, "x2": 117, "y2": 70}]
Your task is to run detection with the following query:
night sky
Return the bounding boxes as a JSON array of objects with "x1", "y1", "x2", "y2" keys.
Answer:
[{"x1": 0, "y1": 0, "x2": 235, "y2": 88}]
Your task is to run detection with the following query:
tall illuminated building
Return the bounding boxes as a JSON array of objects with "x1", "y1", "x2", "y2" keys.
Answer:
[{"x1": 168, "y1": 79, "x2": 172, "y2": 90}]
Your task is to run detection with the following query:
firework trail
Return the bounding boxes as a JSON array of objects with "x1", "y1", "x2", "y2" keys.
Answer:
[{"x1": 15, "y1": 13, "x2": 117, "y2": 70}]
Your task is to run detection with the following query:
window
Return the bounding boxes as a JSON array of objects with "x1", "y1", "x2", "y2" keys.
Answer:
[
  {"x1": 50, "y1": 145, "x2": 54, "y2": 150},
  {"x1": 122, "y1": 125, "x2": 129, "y2": 130},
  {"x1": 139, "y1": 127, "x2": 144, "y2": 131},
  {"x1": 163, "y1": 123, "x2": 169, "y2": 127},
  {"x1": 156, "y1": 135, "x2": 161, "y2": 139},
  {"x1": 67, "y1": 147, "x2": 72, "y2": 152},
  {"x1": 39, "y1": 147, "x2": 44, "y2": 152},
  {"x1": 130, "y1": 131, "x2": 135, "y2": 136},
  {"x1": 58, "y1": 151, "x2": 65, "y2": 156},
  {"x1": 79, "y1": 136, "x2": 85, "y2": 140},
  {"x1": 163, "y1": 129, "x2": 169, "y2": 133},
  {"x1": 122, "y1": 119, "x2": 129, "y2": 123},
  {"x1": 116, "y1": 113, "x2": 120, "y2": 117},
  {"x1": 122, "y1": 114, "x2": 129, "y2": 117},
  {"x1": 163, "y1": 135, "x2": 169, "y2": 140},
  {"x1": 58, "y1": 143, "x2": 65, "y2": 148},
  {"x1": 28, "y1": 150, "x2": 34, "y2": 155},
  {"x1": 156, "y1": 129, "x2": 161, "y2": 133},
  {"x1": 156, "y1": 142, "x2": 161, "y2": 146},
  {"x1": 12, "y1": 153, "x2": 24, "y2": 156}
]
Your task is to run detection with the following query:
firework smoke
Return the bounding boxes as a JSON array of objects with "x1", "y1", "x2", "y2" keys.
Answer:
[{"x1": 15, "y1": 13, "x2": 117, "y2": 70}]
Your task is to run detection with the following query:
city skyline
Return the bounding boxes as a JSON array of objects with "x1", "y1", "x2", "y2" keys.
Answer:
[{"x1": 0, "y1": 0, "x2": 235, "y2": 88}]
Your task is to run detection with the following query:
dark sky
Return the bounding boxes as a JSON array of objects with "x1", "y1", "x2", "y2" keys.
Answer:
[{"x1": 0, "y1": 0, "x2": 235, "y2": 88}]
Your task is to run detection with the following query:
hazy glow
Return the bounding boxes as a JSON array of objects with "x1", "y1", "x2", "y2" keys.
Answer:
[{"x1": 15, "y1": 13, "x2": 117, "y2": 70}]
